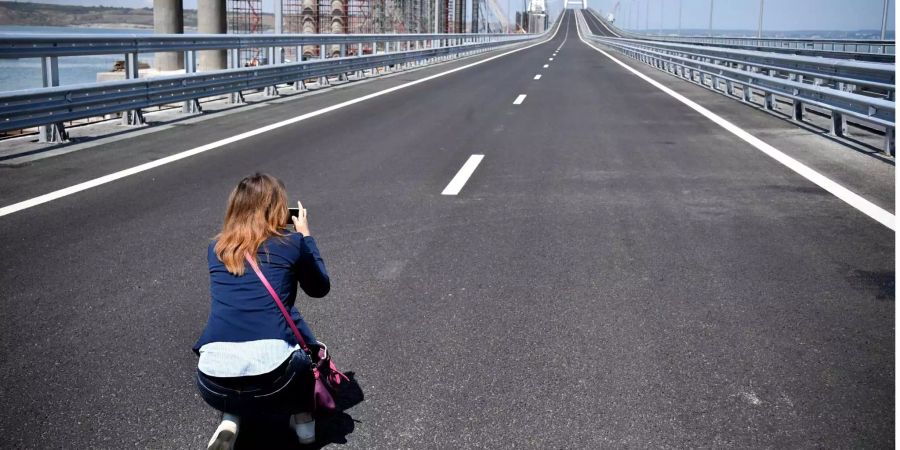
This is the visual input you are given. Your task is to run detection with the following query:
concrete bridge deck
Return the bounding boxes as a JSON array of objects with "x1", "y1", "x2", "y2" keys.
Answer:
[{"x1": 0, "y1": 10, "x2": 893, "y2": 448}]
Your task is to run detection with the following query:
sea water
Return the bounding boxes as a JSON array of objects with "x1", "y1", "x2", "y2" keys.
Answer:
[{"x1": 0, "y1": 25, "x2": 155, "y2": 92}]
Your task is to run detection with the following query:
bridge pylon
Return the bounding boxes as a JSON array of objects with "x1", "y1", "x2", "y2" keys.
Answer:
[{"x1": 564, "y1": 0, "x2": 587, "y2": 9}]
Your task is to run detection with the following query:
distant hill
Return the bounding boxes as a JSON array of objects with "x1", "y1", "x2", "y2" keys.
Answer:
[{"x1": 0, "y1": 1, "x2": 274, "y2": 30}]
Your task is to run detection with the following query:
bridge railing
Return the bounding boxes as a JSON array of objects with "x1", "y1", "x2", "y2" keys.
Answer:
[
  {"x1": 578, "y1": 10, "x2": 895, "y2": 155},
  {"x1": 600, "y1": 38, "x2": 895, "y2": 99},
  {"x1": 588, "y1": 9, "x2": 895, "y2": 63},
  {"x1": 0, "y1": 31, "x2": 542, "y2": 143}
]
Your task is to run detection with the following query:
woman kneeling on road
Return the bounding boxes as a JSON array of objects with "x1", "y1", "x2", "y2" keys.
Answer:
[{"x1": 193, "y1": 173, "x2": 330, "y2": 449}]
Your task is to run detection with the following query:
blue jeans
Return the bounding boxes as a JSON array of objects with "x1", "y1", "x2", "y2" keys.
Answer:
[{"x1": 197, "y1": 350, "x2": 315, "y2": 416}]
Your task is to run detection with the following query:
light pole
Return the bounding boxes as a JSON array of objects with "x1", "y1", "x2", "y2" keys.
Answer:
[
  {"x1": 881, "y1": 0, "x2": 890, "y2": 40},
  {"x1": 631, "y1": 0, "x2": 636, "y2": 30},
  {"x1": 708, "y1": 0, "x2": 714, "y2": 36},
  {"x1": 678, "y1": 0, "x2": 682, "y2": 35},
  {"x1": 659, "y1": 0, "x2": 663, "y2": 36},
  {"x1": 634, "y1": 0, "x2": 640, "y2": 31},
  {"x1": 627, "y1": 1, "x2": 631, "y2": 29},
  {"x1": 645, "y1": 0, "x2": 649, "y2": 31},
  {"x1": 757, "y1": 0, "x2": 764, "y2": 38}
]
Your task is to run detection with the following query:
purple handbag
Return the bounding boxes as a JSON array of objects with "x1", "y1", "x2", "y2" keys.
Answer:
[{"x1": 245, "y1": 253, "x2": 349, "y2": 414}]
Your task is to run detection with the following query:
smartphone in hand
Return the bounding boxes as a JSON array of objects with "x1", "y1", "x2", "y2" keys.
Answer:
[{"x1": 288, "y1": 207, "x2": 301, "y2": 224}]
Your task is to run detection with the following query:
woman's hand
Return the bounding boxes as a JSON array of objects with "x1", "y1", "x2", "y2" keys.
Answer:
[{"x1": 291, "y1": 200, "x2": 311, "y2": 236}]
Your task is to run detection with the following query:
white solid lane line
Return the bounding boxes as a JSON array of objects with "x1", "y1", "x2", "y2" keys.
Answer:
[
  {"x1": 577, "y1": 12, "x2": 895, "y2": 230},
  {"x1": 441, "y1": 155, "x2": 485, "y2": 195},
  {"x1": 513, "y1": 94, "x2": 527, "y2": 105},
  {"x1": 0, "y1": 14, "x2": 569, "y2": 218},
  {"x1": 534, "y1": 74, "x2": 542, "y2": 80}
]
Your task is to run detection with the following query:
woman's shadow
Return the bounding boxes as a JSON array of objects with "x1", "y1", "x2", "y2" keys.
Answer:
[{"x1": 234, "y1": 372, "x2": 364, "y2": 449}]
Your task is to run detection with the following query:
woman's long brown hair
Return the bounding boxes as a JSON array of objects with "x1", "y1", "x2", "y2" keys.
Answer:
[{"x1": 214, "y1": 173, "x2": 289, "y2": 276}]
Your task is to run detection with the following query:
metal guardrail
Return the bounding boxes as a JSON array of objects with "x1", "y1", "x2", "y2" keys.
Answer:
[
  {"x1": 603, "y1": 38, "x2": 895, "y2": 97},
  {"x1": 587, "y1": 9, "x2": 896, "y2": 63},
  {"x1": 0, "y1": 31, "x2": 541, "y2": 142},
  {"x1": 577, "y1": 10, "x2": 895, "y2": 155},
  {"x1": 0, "y1": 32, "x2": 532, "y2": 59}
]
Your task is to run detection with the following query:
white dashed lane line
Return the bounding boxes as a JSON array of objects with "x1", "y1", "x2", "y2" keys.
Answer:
[{"x1": 441, "y1": 154, "x2": 485, "y2": 196}]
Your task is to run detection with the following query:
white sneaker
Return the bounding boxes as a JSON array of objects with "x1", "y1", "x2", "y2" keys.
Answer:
[
  {"x1": 290, "y1": 413, "x2": 316, "y2": 444},
  {"x1": 207, "y1": 413, "x2": 239, "y2": 450}
]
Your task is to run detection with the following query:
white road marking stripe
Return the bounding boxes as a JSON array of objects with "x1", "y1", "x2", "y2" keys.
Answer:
[
  {"x1": 513, "y1": 94, "x2": 527, "y2": 105},
  {"x1": 578, "y1": 14, "x2": 895, "y2": 230},
  {"x1": 543, "y1": 64, "x2": 549, "y2": 68},
  {"x1": 441, "y1": 155, "x2": 484, "y2": 195},
  {"x1": 534, "y1": 74, "x2": 542, "y2": 80},
  {"x1": 549, "y1": 57, "x2": 554, "y2": 60},
  {"x1": 0, "y1": 16, "x2": 568, "y2": 218}
]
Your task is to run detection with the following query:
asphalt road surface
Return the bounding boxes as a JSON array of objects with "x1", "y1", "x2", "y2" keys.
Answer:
[{"x1": 0, "y1": 10, "x2": 893, "y2": 449}]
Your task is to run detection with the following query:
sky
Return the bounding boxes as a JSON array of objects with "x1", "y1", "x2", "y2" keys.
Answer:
[
  {"x1": 592, "y1": 0, "x2": 895, "y2": 32},
  {"x1": 14, "y1": 0, "x2": 897, "y2": 31}
]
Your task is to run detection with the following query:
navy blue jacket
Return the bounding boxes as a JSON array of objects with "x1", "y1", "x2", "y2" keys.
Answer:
[{"x1": 193, "y1": 232, "x2": 330, "y2": 354}]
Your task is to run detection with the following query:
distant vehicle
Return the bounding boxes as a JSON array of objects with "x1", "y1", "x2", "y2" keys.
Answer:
[{"x1": 607, "y1": 13, "x2": 615, "y2": 23}]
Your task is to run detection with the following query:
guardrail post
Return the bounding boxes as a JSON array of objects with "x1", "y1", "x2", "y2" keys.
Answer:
[
  {"x1": 372, "y1": 41, "x2": 379, "y2": 75},
  {"x1": 338, "y1": 44, "x2": 348, "y2": 81},
  {"x1": 400, "y1": 41, "x2": 407, "y2": 69},
  {"x1": 318, "y1": 44, "x2": 329, "y2": 86},
  {"x1": 38, "y1": 56, "x2": 67, "y2": 143},
  {"x1": 393, "y1": 41, "x2": 399, "y2": 68},
  {"x1": 792, "y1": 100, "x2": 803, "y2": 122},
  {"x1": 354, "y1": 42, "x2": 364, "y2": 79},
  {"x1": 293, "y1": 45, "x2": 308, "y2": 91},
  {"x1": 404, "y1": 41, "x2": 410, "y2": 69},
  {"x1": 742, "y1": 83, "x2": 754, "y2": 103},
  {"x1": 830, "y1": 111, "x2": 846, "y2": 137},
  {"x1": 390, "y1": 41, "x2": 396, "y2": 70},
  {"x1": 182, "y1": 50, "x2": 202, "y2": 114},
  {"x1": 884, "y1": 127, "x2": 895, "y2": 156},
  {"x1": 764, "y1": 92, "x2": 775, "y2": 111},
  {"x1": 265, "y1": 47, "x2": 279, "y2": 96},
  {"x1": 122, "y1": 52, "x2": 146, "y2": 127},
  {"x1": 228, "y1": 48, "x2": 246, "y2": 104}
]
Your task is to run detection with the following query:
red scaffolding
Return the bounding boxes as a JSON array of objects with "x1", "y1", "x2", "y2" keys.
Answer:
[{"x1": 228, "y1": 0, "x2": 264, "y2": 66}]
